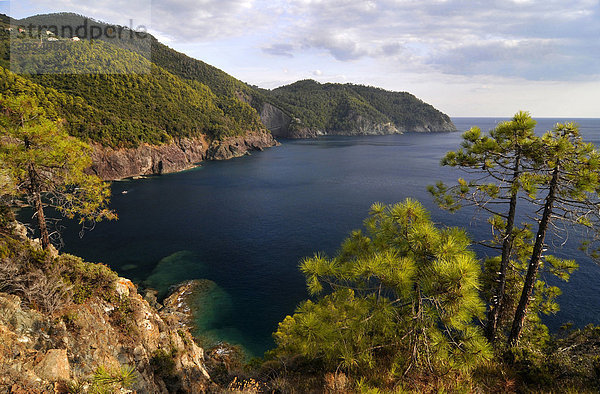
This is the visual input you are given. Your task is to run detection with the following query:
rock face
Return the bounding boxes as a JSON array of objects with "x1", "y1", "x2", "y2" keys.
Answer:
[
  {"x1": 261, "y1": 109, "x2": 456, "y2": 139},
  {"x1": 206, "y1": 130, "x2": 280, "y2": 162},
  {"x1": 397, "y1": 118, "x2": 457, "y2": 133},
  {"x1": 0, "y1": 279, "x2": 212, "y2": 393},
  {"x1": 259, "y1": 102, "x2": 292, "y2": 137},
  {"x1": 326, "y1": 116, "x2": 400, "y2": 136},
  {"x1": 35, "y1": 349, "x2": 70, "y2": 382},
  {"x1": 90, "y1": 131, "x2": 278, "y2": 181}
]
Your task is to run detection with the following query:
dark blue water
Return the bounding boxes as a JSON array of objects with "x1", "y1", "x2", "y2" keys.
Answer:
[{"x1": 59, "y1": 117, "x2": 600, "y2": 356}]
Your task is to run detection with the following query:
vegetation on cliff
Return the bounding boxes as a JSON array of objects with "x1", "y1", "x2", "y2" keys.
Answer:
[
  {"x1": 1, "y1": 13, "x2": 266, "y2": 148},
  {"x1": 275, "y1": 199, "x2": 491, "y2": 377},
  {"x1": 263, "y1": 79, "x2": 456, "y2": 134},
  {"x1": 0, "y1": 95, "x2": 115, "y2": 249}
]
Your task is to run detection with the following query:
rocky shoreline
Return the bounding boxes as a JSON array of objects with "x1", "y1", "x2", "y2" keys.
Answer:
[
  {"x1": 89, "y1": 131, "x2": 279, "y2": 181},
  {"x1": 256, "y1": 99, "x2": 457, "y2": 139},
  {"x1": 87, "y1": 116, "x2": 454, "y2": 181}
]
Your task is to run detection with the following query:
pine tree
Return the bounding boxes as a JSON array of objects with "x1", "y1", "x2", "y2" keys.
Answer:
[
  {"x1": 430, "y1": 115, "x2": 594, "y2": 347},
  {"x1": 0, "y1": 94, "x2": 115, "y2": 249},
  {"x1": 274, "y1": 199, "x2": 491, "y2": 377},
  {"x1": 428, "y1": 112, "x2": 538, "y2": 341},
  {"x1": 508, "y1": 122, "x2": 600, "y2": 346}
]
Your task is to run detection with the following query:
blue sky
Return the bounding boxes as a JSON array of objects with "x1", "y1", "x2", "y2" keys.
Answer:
[{"x1": 3, "y1": 0, "x2": 599, "y2": 117}]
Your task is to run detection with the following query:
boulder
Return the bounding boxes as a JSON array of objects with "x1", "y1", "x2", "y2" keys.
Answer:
[{"x1": 35, "y1": 349, "x2": 70, "y2": 382}]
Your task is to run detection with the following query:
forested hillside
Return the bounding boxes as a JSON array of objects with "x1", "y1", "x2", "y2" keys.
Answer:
[
  {"x1": 1, "y1": 14, "x2": 265, "y2": 148},
  {"x1": 13, "y1": 13, "x2": 456, "y2": 138},
  {"x1": 264, "y1": 79, "x2": 456, "y2": 136},
  {"x1": 3, "y1": 12, "x2": 456, "y2": 146},
  {"x1": 15, "y1": 13, "x2": 257, "y2": 100}
]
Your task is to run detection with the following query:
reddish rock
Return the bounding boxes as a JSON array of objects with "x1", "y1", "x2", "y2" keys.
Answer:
[
  {"x1": 89, "y1": 132, "x2": 278, "y2": 181},
  {"x1": 35, "y1": 349, "x2": 70, "y2": 382}
]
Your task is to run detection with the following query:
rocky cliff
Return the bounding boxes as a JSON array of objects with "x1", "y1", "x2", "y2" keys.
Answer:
[
  {"x1": 266, "y1": 115, "x2": 456, "y2": 139},
  {"x1": 259, "y1": 102, "x2": 292, "y2": 137},
  {"x1": 0, "y1": 273, "x2": 212, "y2": 393},
  {"x1": 0, "y1": 224, "x2": 260, "y2": 393},
  {"x1": 256, "y1": 99, "x2": 456, "y2": 139},
  {"x1": 89, "y1": 131, "x2": 278, "y2": 181},
  {"x1": 259, "y1": 80, "x2": 458, "y2": 138}
]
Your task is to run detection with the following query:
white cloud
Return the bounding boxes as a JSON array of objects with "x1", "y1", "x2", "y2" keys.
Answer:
[
  {"x1": 8, "y1": 0, "x2": 600, "y2": 116},
  {"x1": 261, "y1": 0, "x2": 600, "y2": 81}
]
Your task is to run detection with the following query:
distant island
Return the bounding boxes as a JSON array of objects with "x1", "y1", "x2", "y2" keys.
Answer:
[{"x1": 1, "y1": 12, "x2": 456, "y2": 180}]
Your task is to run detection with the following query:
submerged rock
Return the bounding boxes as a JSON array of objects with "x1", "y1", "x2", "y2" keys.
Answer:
[
  {"x1": 144, "y1": 251, "x2": 207, "y2": 298},
  {"x1": 161, "y1": 280, "x2": 249, "y2": 353}
]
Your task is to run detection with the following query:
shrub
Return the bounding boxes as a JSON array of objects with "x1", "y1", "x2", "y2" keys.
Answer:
[{"x1": 59, "y1": 254, "x2": 118, "y2": 303}]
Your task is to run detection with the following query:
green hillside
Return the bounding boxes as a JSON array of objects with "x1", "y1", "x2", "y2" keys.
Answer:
[
  {"x1": 266, "y1": 79, "x2": 455, "y2": 133},
  {"x1": 1, "y1": 14, "x2": 265, "y2": 148},
  {"x1": 4, "y1": 12, "x2": 455, "y2": 144},
  {"x1": 16, "y1": 13, "x2": 255, "y2": 99}
]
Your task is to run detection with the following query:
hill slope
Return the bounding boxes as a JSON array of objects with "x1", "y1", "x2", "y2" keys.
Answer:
[
  {"x1": 1, "y1": 14, "x2": 277, "y2": 179},
  {"x1": 13, "y1": 13, "x2": 455, "y2": 139},
  {"x1": 2, "y1": 21, "x2": 266, "y2": 148},
  {"x1": 262, "y1": 80, "x2": 456, "y2": 138}
]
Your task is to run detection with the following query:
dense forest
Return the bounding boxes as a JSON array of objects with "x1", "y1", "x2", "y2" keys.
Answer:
[
  {"x1": 264, "y1": 79, "x2": 455, "y2": 133},
  {"x1": 6, "y1": 13, "x2": 456, "y2": 141},
  {"x1": 0, "y1": 14, "x2": 265, "y2": 148}
]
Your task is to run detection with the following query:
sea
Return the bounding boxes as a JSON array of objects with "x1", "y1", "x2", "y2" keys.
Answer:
[{"x1": 58, "y1": 117, "x2": 600, "y2": 357}]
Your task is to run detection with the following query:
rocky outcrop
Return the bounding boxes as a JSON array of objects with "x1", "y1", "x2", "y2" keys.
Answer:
[
  {"x1": 397, "y1": 118, "x2": 457, "y2": 133},
  {"x1": 0, "y1": 279, "x2": 212, "y2": 393},
  {"x1": 266, "y1": 112, "x2": 456, "y2": 139},
  {"x1": 89, "y1": 137, "x2": 206, "y2": 181},
  {"x1": 259, "y1": 102, "x2": 292, "y2": 137},
  {"x1": 34, "y1": 349, "x2": 70, "y2": 382},
  {"x1": 327, "y1": 116, "x2": 400, "y2": 136},
  {"x1": 90, "y1": 131, "x2": 278, "y2": 181},
  {"x1": 206, "y1": 131, "x2": 279, "y2": 161}
]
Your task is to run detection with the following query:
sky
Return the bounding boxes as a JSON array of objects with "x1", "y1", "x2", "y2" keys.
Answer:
[{"x1": 2, "y1": 0, "x2": 599, "y2": 117}]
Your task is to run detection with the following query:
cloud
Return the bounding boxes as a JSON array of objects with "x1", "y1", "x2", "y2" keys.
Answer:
[
  {"x1": 13, "y1": 0, "x2": 273, "y2": 41},
  {"x1": 11, "y1": 0, "x2": 600, "y2": 81},
  {"x1": 262, "y1": 43, "x2": 294, "y2": 57},
  {"x1": 305, "y1": 31, "x2": 368, "y2": 61},
  {"x1": 264, "y1": 0, "x2": 600, "y2": 81},
  {"x1": 150, "y1": 0, "x2": 270, "y2": 41}
]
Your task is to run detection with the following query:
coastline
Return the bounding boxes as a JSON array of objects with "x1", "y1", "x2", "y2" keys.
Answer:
[{"x1": 89, "y1": 131, "x2": 279, "y2": 181}]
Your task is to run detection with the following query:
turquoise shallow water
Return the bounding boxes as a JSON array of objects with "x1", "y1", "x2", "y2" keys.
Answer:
[{"x1": 59, "y1": 118, "x2": 600, "y2": 357}]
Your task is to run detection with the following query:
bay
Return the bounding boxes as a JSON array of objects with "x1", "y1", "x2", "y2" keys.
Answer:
[{"x1": 60, "y1": 117, "x2": 600, "y2": 357}]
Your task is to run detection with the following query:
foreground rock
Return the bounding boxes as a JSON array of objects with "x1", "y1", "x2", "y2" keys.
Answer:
[
  {"x1": 90, "y1": 131, "x2": 278, "y2": 181},
  {"x1": 0, "y1": 278, "x2": 211, "y2": 393}
]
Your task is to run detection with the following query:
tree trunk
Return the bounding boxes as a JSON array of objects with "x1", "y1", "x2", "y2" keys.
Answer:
[
  {"x1": 486, "y1": 151, "x2": 521, "y2": 341},
  {"x1": 508, "y1": 164, "x2": 560, "y2": 346},
  {"x1": 28, "y1": 161, "x2": 50, "y2": 250},
  {"x1": 33, "y1": 189, "x2": 50, "y2": 250}
]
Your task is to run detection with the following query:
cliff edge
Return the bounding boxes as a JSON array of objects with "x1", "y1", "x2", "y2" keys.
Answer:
[
  {"x1": 0, "y1": 231, "x2": 214, "y2": 393},
  {"x1": 90, "y1": 131, "x2": 278, "y2": 181}
]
